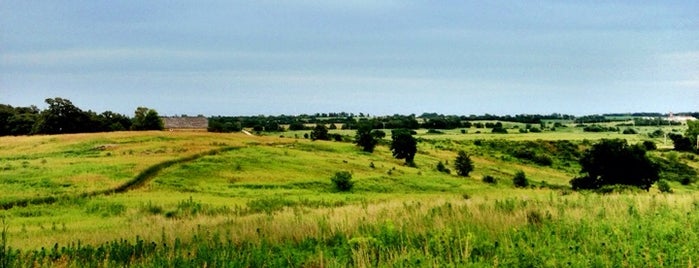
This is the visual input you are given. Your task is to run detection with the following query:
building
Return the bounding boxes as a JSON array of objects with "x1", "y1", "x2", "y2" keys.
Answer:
[{"x1": 161, "y1": 116, "x2": 209, "y2": 131}]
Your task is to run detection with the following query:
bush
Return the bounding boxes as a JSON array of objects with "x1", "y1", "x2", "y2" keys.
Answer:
[
  {"x1": 331, "y1": 171, "x2": 354, "y2": 192},
  {"x1": 482, "y1": 175, "x2": 497, "y2": 184},
  {"x1": 571, "y1": 139, "x2": 659, "y2": 191},
  {"x1": 622, "y1": 128, "x2": 638, "y2": 134},
  {"x1": 513, "y1": 171, "x2": 529, "y2": 188},
  {"x1": 669, "y1": 133, "x2": 693, "y2": 151},
  {"x1": 642, "y1": 141, "x2": 657, "y2": 151},
  {"x1": 648, "y1": 129, "x2": 664, "y2": 138},
  {"x1": 657, "y1": 180, "x2": 673, "y2": 193},
  {"x1": 491, "y1": 127, "x2": 508, "y2": 134},
  {"x1": 436, "y1": 161, "x2": 450, "y2": 174}
]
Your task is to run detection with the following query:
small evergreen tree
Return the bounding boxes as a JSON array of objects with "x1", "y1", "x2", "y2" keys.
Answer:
[{"x1": 454, "y1": 150, "x2": 474, "y2": 177}]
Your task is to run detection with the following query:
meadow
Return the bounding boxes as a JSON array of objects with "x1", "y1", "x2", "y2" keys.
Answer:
[{"x1": 1, "y1": 123, "x2": 698, "y2": 267}]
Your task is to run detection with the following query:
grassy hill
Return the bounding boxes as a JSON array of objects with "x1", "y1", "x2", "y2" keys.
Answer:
[{"x1": 1, "y1": 129, "x2": 698, "y2": 266}]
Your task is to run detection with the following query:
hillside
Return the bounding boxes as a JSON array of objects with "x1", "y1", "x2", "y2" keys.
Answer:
[{"x1": 1, "y1": 129, "x2": 699, "y2": 266}]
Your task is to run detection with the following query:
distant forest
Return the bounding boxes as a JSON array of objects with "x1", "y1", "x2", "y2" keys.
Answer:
[
  {"x1": 2, "y1": 97, "x2": 697, "y2": 136},
  {"x1": 0, "y1": 98, "x2": 163, "y2": 136}
]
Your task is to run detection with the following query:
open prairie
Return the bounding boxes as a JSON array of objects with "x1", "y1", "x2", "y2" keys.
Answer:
[{"x1": 1, "y1": 126, "x2": 699, "y2": 267}]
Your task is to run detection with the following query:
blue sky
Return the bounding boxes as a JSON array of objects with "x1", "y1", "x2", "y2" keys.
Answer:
[{"x1": 1, "y1": 1, "x2": 697, "y2": 116}]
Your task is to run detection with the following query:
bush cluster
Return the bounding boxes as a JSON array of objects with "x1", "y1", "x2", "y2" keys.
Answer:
[{"x1": 331, "y1": 171, "x2": 354, "y2": 192}]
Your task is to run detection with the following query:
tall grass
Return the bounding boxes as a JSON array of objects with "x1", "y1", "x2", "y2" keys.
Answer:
[
  {"x1": 1, "y1": 130, "x2": 697, "y2": 266},
  {"x1": 3, "y1": 193, "x2": 699, "y2": 267}
]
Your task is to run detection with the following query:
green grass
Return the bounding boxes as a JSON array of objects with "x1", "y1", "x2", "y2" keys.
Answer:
[{"x1": 0, "y1": 127, "x2": 697, "y2": 266}]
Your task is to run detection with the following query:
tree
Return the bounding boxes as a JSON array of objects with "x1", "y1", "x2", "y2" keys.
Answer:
[
  {"x1": 32, "y1": 97, "x2": 91, "y2": 134},
  {"x1": 390, "y1": 129, "x2": 417, "y2": 165},
  {"x1": 0, "y1": 104, "x2": 14, "y2": 136},
  {"x1": 687, "y1": 120, "x2": 699, "y2": 151},
  {"x1": 131, "y1": 107, "x2": 163, "y2": 130},
  {"x1": 454, "y1": 150, "x2": 474, "y2": 177},
  {"x1": 355, "y1": 123, "x2": 385, "y2": 153},
  {"x1": 570, "y1": 139, "x2": 659, "y2": 191},
  {"x1": 0, "y1": 105, "x2": 39, "y2": 136},
  {"x1": 289, "y1": 122, "x2": 306, "y2": 131},
  {"x1": 669, "y1": 133, "x2": 693, "y2": 152},
  {"x1": 310, "y1": 124, "x2": 329, "y2": 141}
]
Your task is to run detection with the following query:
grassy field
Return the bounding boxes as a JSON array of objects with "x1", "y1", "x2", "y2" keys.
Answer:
[{"x1": 1, "y1": 126, "x2": 698, "y2": 266}]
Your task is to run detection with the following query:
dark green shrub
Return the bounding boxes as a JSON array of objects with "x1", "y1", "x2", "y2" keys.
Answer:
[
  {"x1": 681, "y1": 177, "x2": 692, "y2": 185},
  {"x1": 482, "y1": 175, "x2": 497, "y2": 184},
  {"x1": 491, "y1": 127, "x2": 508, "y2": 134},
  {"x1": 331, "y1": 171, "x2": 354, "y2": 192},
  {"x1": 657, "y1": 180, "x2": 672, "y2": 193},
  {"x1": 622, "y1": 128, "x2": 638, "y2": 134},
  {"x1": 669, "y1": 133, "x2": 693, "y2": 151},
  {"x1": 436, "y1": 161, "x2": 450, "y2": 174},
  {"x1": 642, "y1": 141, "x2": 657, "y2": 151},
  {"x1": 513, "y1": 171, "x2": 529, "y2": 188},
  {"x1": 571, "y1": 139, "x2": 659, "y2": 191},
  {"x1": 648, "y1": 129, "x2": 664, "y2": 138}
]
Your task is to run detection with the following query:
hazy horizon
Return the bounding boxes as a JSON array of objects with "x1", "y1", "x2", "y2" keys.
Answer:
[{"x1": 2, "y1": 1, "x2": 697, "y2": 116}]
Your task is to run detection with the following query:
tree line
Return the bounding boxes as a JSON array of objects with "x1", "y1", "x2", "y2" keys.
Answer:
[
  {"x1": 208, "y1": 113, "x2": 579, "y2": 133},
  {"x1": 0, "y1": 98, "x2": 163, "y2": 136}
]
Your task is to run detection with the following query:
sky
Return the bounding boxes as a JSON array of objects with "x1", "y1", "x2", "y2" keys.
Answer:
[{"x1": 1, "y1": 1, "x2": 697, "y2": 116}]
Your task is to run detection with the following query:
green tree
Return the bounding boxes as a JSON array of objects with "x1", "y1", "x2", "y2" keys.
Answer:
[
  {"x1": 0, "y1": 105, "x2": 14, "y2": 136},
  {"x1": 310, "y1": 124, "x2": 329, "y2": 141},
  {"x1": 32, "y1": 97, "x2": 90, "y2": 134},
  {"x1": 131, "y1": 107, "x2": 163, "y2": 130},
  {"x1": 355, "y1": 123, "x2": 385, "y2": 153},
  {"x1": 289, "y1": 122, "x2": 306, "y2": 131},
  {"x1": 687, "y1": 120, "x2": 699, "y2": 151},
  {"x1": 669, "y1": 133, "x2": 693, "y2": 152},
  {"x1": 105, "y1": 111, "x2": 133, "y2": 131},
  {"x1": 390, "y1": 129, "x2": 417, "y2": 165},
  {"x1": 454, "y1": 150, "x2": 474, "y2": 177},
  {"x1": 570, "y1": 139, "x2": 659, "y2": 191}
]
